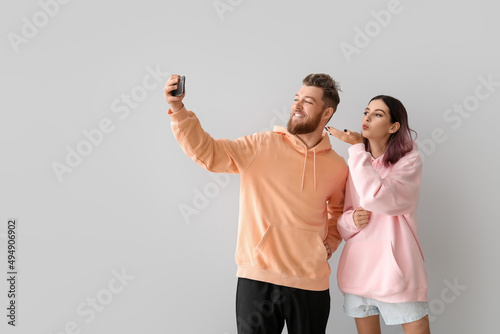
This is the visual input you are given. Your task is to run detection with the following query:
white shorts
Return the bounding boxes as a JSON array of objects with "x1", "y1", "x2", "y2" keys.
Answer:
[{"x1": 343, "y1": 293, "x2": 429, "y2": 325}]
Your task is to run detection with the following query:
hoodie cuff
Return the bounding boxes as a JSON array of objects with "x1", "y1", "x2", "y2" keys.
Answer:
[{"x1": 168, "y1": 106, "x2": 190, "y2": 122}]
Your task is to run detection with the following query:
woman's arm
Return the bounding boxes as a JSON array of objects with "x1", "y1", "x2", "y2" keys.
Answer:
[
  {"x1": 336, "y1": 174, "x2": 364, "y2": 240},
  {"x1": 348, "y1": 143, "x2": 422, "y2": 216}
]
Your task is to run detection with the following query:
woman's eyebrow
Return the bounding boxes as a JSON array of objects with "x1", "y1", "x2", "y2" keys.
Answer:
[{"x1": 365, "y1": 107, "x2": 387, "y2": 114}]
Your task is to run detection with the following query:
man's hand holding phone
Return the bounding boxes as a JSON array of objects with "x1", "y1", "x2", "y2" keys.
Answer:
[{"x1": 164, "y1": 75, "x2": 185, "y2": 112}]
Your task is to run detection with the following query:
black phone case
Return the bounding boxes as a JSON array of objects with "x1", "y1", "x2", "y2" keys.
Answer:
[{"x1": 172, "y1": 76, "x2": 185, "y2": 96}]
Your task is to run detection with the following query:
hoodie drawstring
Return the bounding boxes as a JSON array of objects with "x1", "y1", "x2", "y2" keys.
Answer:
[
  {"x1": 313, "y1": 148, "x2": 317, "y2": 191},
  {"x1": 300, "y1": 148, "x2": 318, "y2": 192},
  {"x1": 301, "y1": 150, "x2": 308, "y2": 192}
]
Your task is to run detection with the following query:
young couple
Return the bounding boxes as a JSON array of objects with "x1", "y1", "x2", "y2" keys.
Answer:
[{"x1": 165, "y1": 73, "x2": 430, "y2": 334}]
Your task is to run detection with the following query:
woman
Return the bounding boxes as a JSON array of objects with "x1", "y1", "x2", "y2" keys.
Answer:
[{"x1": 326, "y1": 95, "x2": 430, "y2": 334}]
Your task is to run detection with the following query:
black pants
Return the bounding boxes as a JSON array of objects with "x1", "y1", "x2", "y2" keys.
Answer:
[{"x1": 236, "y1": 278, "x2": 330, "y2": 334}]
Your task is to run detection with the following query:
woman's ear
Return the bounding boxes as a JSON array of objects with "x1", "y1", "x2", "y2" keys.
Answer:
[{"x1": 389, "y1": 122, "x2": 400, "y2": 133}]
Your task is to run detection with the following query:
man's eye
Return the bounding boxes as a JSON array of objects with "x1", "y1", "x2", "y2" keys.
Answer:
[{"x1": 305, "y1": 101, "x2": 312, "y2": 104}]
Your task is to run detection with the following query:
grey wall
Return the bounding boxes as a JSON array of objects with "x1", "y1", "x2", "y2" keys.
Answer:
[{"x1": 1, "y1": 0, "x2": 499, "y2": 333}]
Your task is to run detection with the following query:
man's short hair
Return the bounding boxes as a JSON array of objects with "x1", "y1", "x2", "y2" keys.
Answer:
[{"x1": 302, "y1": 73, "x2": 341, "y2": 113}]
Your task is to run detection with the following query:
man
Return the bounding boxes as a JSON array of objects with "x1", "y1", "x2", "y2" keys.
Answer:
[{"x1": 165, "y1": 73, "x2": 348, "y2": 334}]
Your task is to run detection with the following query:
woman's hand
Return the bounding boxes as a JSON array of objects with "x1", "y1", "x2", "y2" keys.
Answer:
[
  {"x1": 353, "y1": 207, "x2": 371, "y2": 229},
  {"x1": 325, "y1": 126, "x2": 364, "y2": 145}
]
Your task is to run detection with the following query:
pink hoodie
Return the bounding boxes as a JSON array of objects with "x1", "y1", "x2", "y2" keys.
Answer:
[{"x1": 337, "y1": 143, "x2": 428, "y2": 303}]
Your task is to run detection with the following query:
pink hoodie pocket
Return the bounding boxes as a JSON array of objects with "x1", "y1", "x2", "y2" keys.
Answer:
[
  {"x1": 252, "y1": 225, "x2": 329, "y2": 280},
  {"x1": 338, "y1": 240, "x2": 406, "y2": 293}
]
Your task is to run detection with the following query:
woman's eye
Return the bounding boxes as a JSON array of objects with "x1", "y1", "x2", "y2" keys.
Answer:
[
  {"x1": 363, "y1": 111, "x2": 368, "y2": 115},
  {"x1": 376, "y1": 114, "x2": 382, "y2": 117}
]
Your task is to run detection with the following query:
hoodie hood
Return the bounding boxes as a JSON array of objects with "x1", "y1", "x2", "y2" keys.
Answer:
[
  {"x1": 273, "y1": 126, "x2": 332, "y2": 153},
  {"x1": 273, "y1": 126, "x2": 333, "y2": 191}
]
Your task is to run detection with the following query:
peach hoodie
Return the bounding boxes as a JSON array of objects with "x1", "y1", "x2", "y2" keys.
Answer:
[
  {"x1": 169, "y1": 107, "x2": 348, "y2": 291},
  {"x1": 337, "y1": 143, "x2": 428, "y2": 303}
]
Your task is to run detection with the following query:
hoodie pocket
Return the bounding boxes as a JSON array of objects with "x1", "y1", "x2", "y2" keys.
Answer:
[
  {"x1": 338, "y1": 240, "x2": 406, "y2": 292},
  {"x1": 252, "y1": 225, "x2": 329, "y2": 279}
]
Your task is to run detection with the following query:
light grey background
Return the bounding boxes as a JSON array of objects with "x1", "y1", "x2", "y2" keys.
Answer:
[{"x1": 1, "y1": 0, "x2": 499, "y2": 333}]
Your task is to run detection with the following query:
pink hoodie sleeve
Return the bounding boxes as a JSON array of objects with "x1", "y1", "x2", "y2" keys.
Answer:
[
  {"x1": 347, "y1": 143, "x2": 422, "y2": 216},
  {"x1": 337, "y1": 173, "x2": 362, "y2": 240},
  {"x1": 169, "y1": 107, "x2": 259, "y2": 174},
  {"x1": 325, "y1": 166, "x2": 348, "y2": 254}
]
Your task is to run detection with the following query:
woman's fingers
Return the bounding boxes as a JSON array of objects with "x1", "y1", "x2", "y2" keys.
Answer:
[
  {"x1": 325, "y1": 126, "x2": 364, "y2": 145},
  {"x1": 325, "y1": 126, "x2": 347, "y2": 140},
  {"x1": 353, "y1": 207, "x2": 371, "y2": 229}
]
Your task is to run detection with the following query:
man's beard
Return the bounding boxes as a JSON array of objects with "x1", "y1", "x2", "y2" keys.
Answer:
[{"x1": 287, "y1": 111, "x2": 323, "y2": 135}]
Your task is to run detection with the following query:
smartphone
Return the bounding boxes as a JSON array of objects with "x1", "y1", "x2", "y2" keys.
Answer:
[{"x1": 172, "y1": 76, "x2": 185, "y2": 96}]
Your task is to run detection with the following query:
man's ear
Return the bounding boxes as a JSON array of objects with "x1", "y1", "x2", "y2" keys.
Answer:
[
  {"x1": 389, "y1": 122, "x2": 400, "y2": 133},
  {"x1": 323, "y1": 107, "x2": 334, "y2": 120}
]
